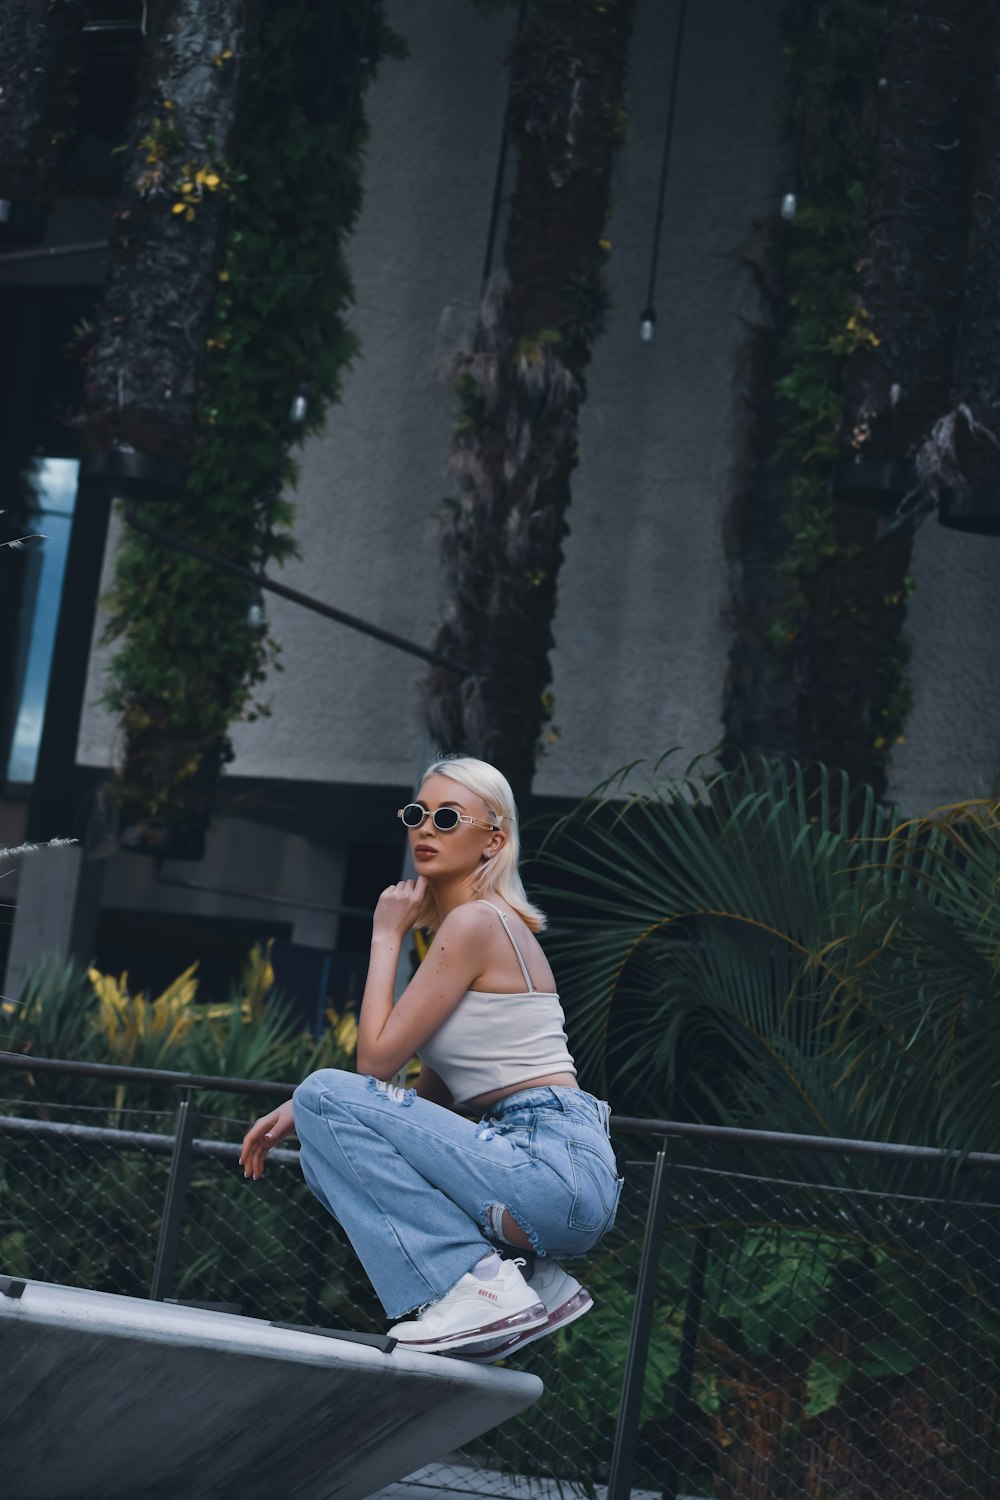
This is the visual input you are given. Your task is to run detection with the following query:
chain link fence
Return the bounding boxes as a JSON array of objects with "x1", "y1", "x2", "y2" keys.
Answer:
[{"x1": 2, "y1": 1062, "x2": 1000, "y2": 1500}]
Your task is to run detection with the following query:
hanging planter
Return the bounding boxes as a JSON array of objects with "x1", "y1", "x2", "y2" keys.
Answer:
[
  {"x1": 118, "y1": 822, "x2": 208, "y2": 862},
  {"x1": 0, "y1": 198, "x2": 49, "y2": 247},
  {"x1": 86, "y1": 0, "x2": 402, "y2": 853},
  {"x1": 78, "y1": 449, "x2": 189, "y2": 503},
  {"x1": 831, "y1": 459, "x2": 914, "y2": 515},
  {"x1": 116, "y1": 735, "x2": 227, "y2": 862},
  {"x1": 0, "y1": 1, "x2": 86, "y2": 233},
  {"x1": 422, "y1": 0, "x2": 637, "y2": 799},
  {"x1": 937, "y1": 484, "x2": 1000, "y2": 536}
]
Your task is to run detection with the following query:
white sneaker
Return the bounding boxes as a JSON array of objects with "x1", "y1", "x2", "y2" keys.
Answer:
[
  {"x1": 387, "y1": 1258, "x2": 547, "y2": 1354},
  {"x1": 456, "y1": 1260, "x2": 593, "y2": 1362}
]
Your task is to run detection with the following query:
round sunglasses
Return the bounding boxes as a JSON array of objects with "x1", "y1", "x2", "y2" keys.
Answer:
[{"x1": 397, "y1": 802, "x2": 500, "y2": 833}]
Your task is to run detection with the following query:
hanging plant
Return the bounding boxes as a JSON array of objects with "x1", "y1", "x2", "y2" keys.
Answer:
[
  {"x1": 725, "y1": 0, "x2": 889, "y2": 782},
  {"x1": 916, "y1": 10, "x2": 1000, "y2": 532},
  {"x1": 84, "y1": 0, "x2": 403, "y2": 850},
  {"x1": 422, "y1": 0, "x2": 636, "y2": 800},
  {"x1": 727, "y1": 1, "x2": 1000, "y2": 799},
  {"x1": 0, "y1": 0, "x2": 85, "y2": 242},
  {"x1": 79, "y1": 0, "x2": 246, "y2": 465}
]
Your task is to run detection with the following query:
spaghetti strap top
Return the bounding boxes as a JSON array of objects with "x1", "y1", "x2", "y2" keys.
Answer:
[
  {"x1": 476, "y1": 900, "x2": 536, "y2": 992},
  {"x1": 417, "y1": 899, "x2": 577, "y2": 1107}
]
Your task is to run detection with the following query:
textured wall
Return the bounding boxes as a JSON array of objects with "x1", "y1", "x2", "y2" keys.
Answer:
[
  {"x1": 886, "y1": 524, "x2": 1000, "y2": 812},
  {"x1": 78, "y1": 0, "x2": 785, "y2": 798},
  {"x1": 534, "y1": 0, "x2": 782, "y2": 795}
]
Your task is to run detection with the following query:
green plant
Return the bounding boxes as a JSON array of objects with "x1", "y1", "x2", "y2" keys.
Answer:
[
  {"x1": 534, "y1": 753, "x2": 1000, "y2": 1156},
  {"x1": 0, "y1": 945, "x2": 358, "y2": 1117},
  {"x1": 101, "y1": 2, "x2": 404, "y2": 832},
  {"x1": 0, "y1": 947, "x2": 364, "y2": 1325},
  {"x1": 535, "y1": 756, "x2": 889, "y2": 1125},
  {"x1": 422, "y1": 0, "x2": 636, "y2": 800},
  {"x1": 728, "y1": 1, "x2": 921, "y2": 794},
  {"x1": 525, "y1": 750, "x2": 1000, "y2": 1496}
]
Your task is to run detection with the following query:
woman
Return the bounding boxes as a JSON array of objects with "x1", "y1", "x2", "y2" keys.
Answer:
[{"x1": 240, "y1": 756, "x2": 622, "y2": 1358}]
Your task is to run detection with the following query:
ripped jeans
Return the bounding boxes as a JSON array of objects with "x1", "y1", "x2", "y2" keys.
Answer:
[{"x1": 291, "y1": 1071, "x2": 623, "y2": 1320}]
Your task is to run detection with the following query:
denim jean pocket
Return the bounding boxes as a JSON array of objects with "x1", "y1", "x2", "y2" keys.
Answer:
[{"x1": 567, "y1": 1139, "x2": 625, "y2": 1234}]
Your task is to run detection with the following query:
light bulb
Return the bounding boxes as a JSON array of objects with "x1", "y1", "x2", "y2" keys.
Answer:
[
  {"x1": 780, "y1": 191, "x2": 798, "y2": 221},
  {"x1": 247, "y1": 590, "x2": 265, "y2": 630},
  {"x1": 639, "y1": 308, "x2": 656, "y2": 343}
]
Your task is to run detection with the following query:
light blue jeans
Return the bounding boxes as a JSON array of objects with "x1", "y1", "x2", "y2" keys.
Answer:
[{"x1": 291, "y1": 1071, "x2": 624, "y2": 1319}]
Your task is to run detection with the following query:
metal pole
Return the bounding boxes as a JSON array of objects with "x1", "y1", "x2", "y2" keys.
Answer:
[
  {"x1": 0, "y1": 1050, "x2": 295, "y2": 1100},
  {"x1": 123, "y1": 504, "x2": 468, "y2": 678},
  {"x1": 607, "y1": 1148, "x2": 670, "y2": 1500},
  {"x1": 642, "y1": 0, "x2": 689, "y2": 312},
  {"x1": 662, "y1": 1226, "x2": 711, "y2": 1500},
  {"x1": 149, "y1": 1088, "x2": 198, "y2": 1301}
]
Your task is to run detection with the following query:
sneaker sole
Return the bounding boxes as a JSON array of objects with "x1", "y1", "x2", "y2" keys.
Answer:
[
  {"x1": 390, "y1": 1299, "x2": 548, "y2": 1354},
  {"x1": 455, "y1": 1287, "x2": 594, "y2": 1362}
]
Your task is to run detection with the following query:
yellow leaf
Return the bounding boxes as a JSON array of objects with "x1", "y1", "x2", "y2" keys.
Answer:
[
  {"x1": 335, "y1": 1013, "x2": 359, "y2": 1055},
  {"x1": 154, "y1": 962, "x2": 200, "y2": 1010},
  {"x1": 172, "y1": 202, "x2": 187, "y2": 214}
]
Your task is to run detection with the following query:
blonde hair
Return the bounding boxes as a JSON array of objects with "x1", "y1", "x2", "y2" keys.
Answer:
[{"x1": 412, "y1": 755, "x2": 547, "y2": 933}]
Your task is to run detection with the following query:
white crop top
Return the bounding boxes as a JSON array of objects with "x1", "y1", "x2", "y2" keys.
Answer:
[{"x1": 418, "y1": 902, "x2": 577, "y2": 1108}]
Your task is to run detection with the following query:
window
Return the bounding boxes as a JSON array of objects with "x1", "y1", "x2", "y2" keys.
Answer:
[{"x1": 5, "y1": 458, "x2": 79, "y2": 784}]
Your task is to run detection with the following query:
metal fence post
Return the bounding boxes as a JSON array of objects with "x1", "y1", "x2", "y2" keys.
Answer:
[
  {"x1": 607, "y1": 1147, "x2": 670, "y2": 1500},
  {"x1": 662, "y1": 1225, "x2": 711, "y2": 1500},
  {"x1": 149, "y1": 1088, "x2": 198, "y2": 1301}
]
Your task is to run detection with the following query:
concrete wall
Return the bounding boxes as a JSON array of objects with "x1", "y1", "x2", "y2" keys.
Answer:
[
  {"x1": 887, "y1": 524, "x2": 1000, "y2": 812},
  {"x1": 67, "y1": 0, "x2": 1000, "y2": 816},
  {"x1": 534, "y1": 0, "x2": 783, "y2": 795},
  {"x1": 76, "y1": 0, "x2": 785, "y2": 800}
]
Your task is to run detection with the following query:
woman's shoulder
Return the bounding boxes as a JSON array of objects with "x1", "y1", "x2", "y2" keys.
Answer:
[{"x1": 439, "y1": 898, "x2": 506, "y2": 934}]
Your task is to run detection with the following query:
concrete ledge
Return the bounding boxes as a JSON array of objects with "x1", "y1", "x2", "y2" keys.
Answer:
[
  {"x1": 373, "y1": 1460, "x2": 672, "y2": 1500},
  {"x1": 0, "y1": 1279, "x2": 543, "y2": 1500}
]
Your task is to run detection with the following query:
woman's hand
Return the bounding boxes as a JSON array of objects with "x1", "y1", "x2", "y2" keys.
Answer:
[
  {"x1": 372, "y1": 876, "x2": 428, "y2": 943},
  {"x1": 240, "y1": 1099, "x2": 296, "y2": 1181}
]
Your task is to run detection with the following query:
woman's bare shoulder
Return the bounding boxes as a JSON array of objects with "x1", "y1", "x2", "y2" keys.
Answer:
[{"x1": 437, "y1": 900, "x2": 503, "y2": 936}]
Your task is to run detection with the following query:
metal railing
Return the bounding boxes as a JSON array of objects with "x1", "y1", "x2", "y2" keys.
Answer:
[{"x1": 3, "y1": 1050, "x2": 1000, "y2": 1500}]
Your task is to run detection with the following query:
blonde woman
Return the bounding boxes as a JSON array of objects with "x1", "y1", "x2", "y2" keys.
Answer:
[{"x1": 240, "y1": 756, "x2": 622, "y2": 1358}]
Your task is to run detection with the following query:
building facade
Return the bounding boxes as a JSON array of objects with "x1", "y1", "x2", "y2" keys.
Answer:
[{"x1": 3, "y1": 0, "x2": 999, "y2": 1010}]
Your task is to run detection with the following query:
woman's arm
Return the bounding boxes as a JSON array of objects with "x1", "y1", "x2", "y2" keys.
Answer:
[
  {"x1": 356, "y1": 881, "x2": 489, "y2": 1078},
  {"x1": 239, "y1": 1099, "x2": 295, "y2": 1180}
]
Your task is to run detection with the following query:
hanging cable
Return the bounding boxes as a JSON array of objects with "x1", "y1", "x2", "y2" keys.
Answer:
[
  {"x1": 479, "y1": 0, "x2": 531, "y2": 299},
  {"x1": 639, "y1": 0, "x2": 688, "y2": 343}
]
